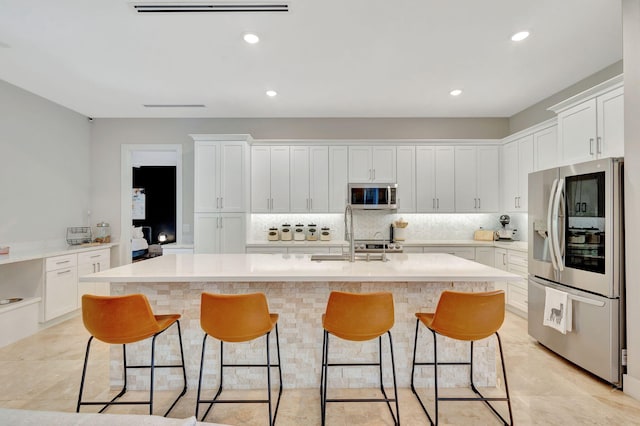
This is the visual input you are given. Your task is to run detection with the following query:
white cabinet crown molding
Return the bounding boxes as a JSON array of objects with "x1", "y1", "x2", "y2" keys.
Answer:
[
  {"x1": 249, "y1": 138, "x2": 501, "y2": 146},
  {"x1": 190, "y1": 134, "x2": 253, "y2": 142},
  {"x1": 547, "y1": 74, "x2": 623, "y2": 114},
  {"x1": 501, "y1": 117, "x2": 558, "y2": 145}
]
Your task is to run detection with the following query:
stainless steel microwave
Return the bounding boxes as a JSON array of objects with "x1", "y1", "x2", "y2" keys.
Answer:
[{"x1": 348, "y1": 183, "x2": 398, "y2": 209}]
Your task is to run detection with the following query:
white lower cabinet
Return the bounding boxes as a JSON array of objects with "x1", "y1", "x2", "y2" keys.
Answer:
[
  {"x1": 77, "y1": 249, "x2": 111, "y2": 305},
  {"x1": 506, "y1": 250, "x2": 528, "y2": 315},
  {"x1": 492, "y1": 247, "x2": 527, "y2": 315},
  {"x1": 44, "y1": 254, "x2": 78, "y2": 321},
  {"x1": 493, "y1": 248, "x2": 508, "y2": 294},
  {"x1": 195, "y1": 213, "x2": 246, "y2": 254}
]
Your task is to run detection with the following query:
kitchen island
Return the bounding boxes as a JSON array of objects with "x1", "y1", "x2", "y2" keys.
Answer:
[{"x1": 82, "y1": 253, "x2": 519, "y2": 391}]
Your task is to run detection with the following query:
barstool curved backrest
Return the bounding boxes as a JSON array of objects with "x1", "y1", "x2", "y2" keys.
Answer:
[
  {"x1": 429, "y1": 290, "x2": 505, "y2": 341},
  {"x1": 323, "y1": 291, "x2": 394, "y2": 341},
  {"x1": 82, "y1": 294, "x2": 162, "y2": 344},
  {"x1": 200, "y1": 292, "x2": 275, "y2": 342}
]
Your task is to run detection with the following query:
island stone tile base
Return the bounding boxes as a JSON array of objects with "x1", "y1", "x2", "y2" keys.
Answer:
[{"x1": 110, "y1": 281, "x2": 496, "y2": 391}]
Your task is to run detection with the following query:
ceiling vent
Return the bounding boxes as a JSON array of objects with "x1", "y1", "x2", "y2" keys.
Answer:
[
  {"x1": 132, "y1": 2, "x2": 289, "y2": 13},
  {"x1": 143, "y1": 104, "x2": 206, "y2": 108}
]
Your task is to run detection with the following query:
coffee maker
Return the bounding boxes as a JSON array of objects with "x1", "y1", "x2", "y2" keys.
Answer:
[{"x1": 496, "y1": 214, "x2": 517, "y2": 240}]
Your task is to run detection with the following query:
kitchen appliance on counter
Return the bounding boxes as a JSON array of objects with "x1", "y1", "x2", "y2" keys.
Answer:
[
  {"x1": 307, "y1": 224, "x2": 318, "y2": 241},
  {"x1": 349, "y1": 183, "x2": 398, "y2": 209},
  {"x1": 293, "y1": 224, "x2": 306, "y2": 241},
  {"x1": 280, "y1": 224, "x2": 292, "y2": 241},
  {"x1": 528, "y1": 157, "x2": 625, "y2": 387},
  {"x1": 268, "y1": 227, "x2": 279, "y2": 241},
  {"x1": 320, "y1": 227, "x2": 331, "y2": 241},
  {"x1": 392, "y1": 219, "x2": 408, "y2": 241},
  {"x1": 354, "y1": 239, "x2": 403, "y2": 253},
  {"x1": 496, "y1": 215, "x2": 516, "y2": 240}
]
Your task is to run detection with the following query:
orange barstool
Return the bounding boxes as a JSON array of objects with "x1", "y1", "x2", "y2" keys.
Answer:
[
  {"x1": 320, "y1": 291, "x2": 399, "y2": 425},
  {"x1": 76, "y1": 294, "x2": 187, "y2": 416},
  {"x1": 196, "y1": 292, "x2": 282, "y2": 425},
  {"x1": 410, "y1": 290, "x2": 513, "y2": 425}
]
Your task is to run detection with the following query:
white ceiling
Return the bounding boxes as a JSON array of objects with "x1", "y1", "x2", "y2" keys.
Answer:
[{"x1": 0, "y1": 0, "x2": 622, "y2": 118}]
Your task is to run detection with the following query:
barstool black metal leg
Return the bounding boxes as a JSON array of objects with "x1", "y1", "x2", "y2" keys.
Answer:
[
  {"x1": 432, "y1": 330, "x2": 439, "y2": 426},
  {"x1": 163, "y1": 320, "x2": 188, "y2": 417},
  {"x1": 272, "y1": 324, "x2": 283, "y2": 425},
  {"x1": 150, "y1": 333, "x2": 157, "y2": 415},
  {"x1": 266, "y1": 331, "x2": 273, "y2": 425},
  {"x1": 321, "y1": 330, "x2": 330, "y2": 426},
  {"x1": 196, "y1": 333, "x2": 209, "y2": 419},
  {"x1": 387, "y1": 331, "x2": 400, "y2": 425},
  {"x1": 410, "y1": 319, "x2": 435, "y2": 425},
  {"x1": 496, "y1": 332, "x2": 513, "y2": 425},
  {"x1": 76, "y1": 336, "x2": 94, "y2": 413}
]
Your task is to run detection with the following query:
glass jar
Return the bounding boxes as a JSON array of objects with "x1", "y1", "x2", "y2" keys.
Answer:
[{"x1": 94, "y1": 221, "x2": 111, "y2": 243}]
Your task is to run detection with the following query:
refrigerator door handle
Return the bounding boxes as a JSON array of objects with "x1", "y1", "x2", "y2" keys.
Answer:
[
  {"x1": 551, "y1": 178, "x2": 565, "y2": 272},
  {"x1": 570, "y1": 294, "x2": 605, "y2": 307},
  {"x1": 547, "y1": 178, "x2": 559, "y2": 271}
]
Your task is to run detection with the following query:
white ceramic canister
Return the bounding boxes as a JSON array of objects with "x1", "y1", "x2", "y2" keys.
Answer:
[
  {"x1": 293, "y1": 224, "x2": 306, "y2": 241},
  {"x1": 320, "y1": 227, "x2": 331, "y2": 241},
  {"x1": 280, "y1": 224, "x2": 292, "y2": 241},
  {"x1": 268, "y1": 227, "x2": 280, "y2": 241}
]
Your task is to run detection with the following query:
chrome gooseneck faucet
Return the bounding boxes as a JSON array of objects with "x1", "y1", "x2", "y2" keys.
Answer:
[{"x1": 344, "y1": 204, "x2": 355, "y2": 262}]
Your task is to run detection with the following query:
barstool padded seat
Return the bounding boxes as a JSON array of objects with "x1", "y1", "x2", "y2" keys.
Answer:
[{"x1": 82, "y1": 294, "x2": 180, "y2": 344}]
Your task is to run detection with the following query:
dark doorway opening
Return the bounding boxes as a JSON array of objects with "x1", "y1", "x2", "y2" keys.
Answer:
[{"x1": 132, "y1": 166, "x2": 177, "y2": 245}]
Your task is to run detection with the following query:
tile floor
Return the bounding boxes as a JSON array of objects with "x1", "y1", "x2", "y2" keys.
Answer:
[{"x1": 1, "y1": 312, "x2": 640, "y2": 425}]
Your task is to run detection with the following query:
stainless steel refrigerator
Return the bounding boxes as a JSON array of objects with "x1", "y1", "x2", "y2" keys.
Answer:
[{"x1": 528, "y1": 157, "x2": 625, "y2": 387}]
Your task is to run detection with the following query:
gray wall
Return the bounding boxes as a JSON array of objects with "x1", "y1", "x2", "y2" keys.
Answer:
[
  {"x1": 0, "y1": 80, "x2": 91, "y2": 244},
  {"x1": 509, "y1": 60, "x2": 623, "y2": 133},
  {"x1": 89, "y1": 117, "x2": 509, "y2": 250}
]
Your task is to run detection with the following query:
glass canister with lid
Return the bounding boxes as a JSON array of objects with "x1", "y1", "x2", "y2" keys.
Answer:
[
  {"x1": 94, "y1": 221, "x2": 111, "y2": 243},
  {"x1": 280, "y1": 224, "x2": 292, "y2": 241}
]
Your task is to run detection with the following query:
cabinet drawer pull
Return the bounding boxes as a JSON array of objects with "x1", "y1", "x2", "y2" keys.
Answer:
[
  {"x1": 90, "y1": 255, "x2": 100, "y2": 258},
  {"x1": 57, "y1": 269, "x2": 72, "y2": 275},
  {"x1": 56, "y1": 260, "x2": 70, "y2": 265}
]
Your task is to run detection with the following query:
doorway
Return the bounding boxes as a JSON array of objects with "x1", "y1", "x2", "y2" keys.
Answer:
[{"x1": 120, "y1": 145, "x2": 183, "y2": 265}]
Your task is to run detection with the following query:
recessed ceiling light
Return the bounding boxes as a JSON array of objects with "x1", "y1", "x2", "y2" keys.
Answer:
[
  {"x1": 266, "y1": 90, "x2": 277, "y2": 97},
  {"x1": 511, "y1": 31, "x2": 530, "y2": 42},
  {"x1": 450, "y1": 89, "x2": 462, "y2": 97},
  {"x1": 243, "y1": 33, "x2": 260, "y2": 44}
]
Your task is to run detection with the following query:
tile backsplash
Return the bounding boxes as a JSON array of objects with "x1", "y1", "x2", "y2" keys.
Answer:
[{"x1": 250, "y1": 212, "x2": 528, "y2": 242}]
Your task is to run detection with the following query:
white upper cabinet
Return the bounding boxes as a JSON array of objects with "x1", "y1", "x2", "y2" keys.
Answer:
[
  {"x1": 552, "y1": 80, "x2": 624, "y2": 166},
  {"x1": 476, "y1": 146, "x2": 500, "y2": 212},
  {"x1": 454, "y1": 146, "x2": 477, "y2": 212},
  {"x1": 533, "y1": 125, "x2": 558, "y2": 171},
  {"x1": 416, "y1": 146, "x2": 455, "y2": 212},
  {"x1": 290, "y1": 146, "x2": 329, "y2": 212},
  {"x1": 396, "y1": 146, "x2": 416, "y2": 213},
  {"x1": 328, "y1": 146, "x2": 349, "y2": 213},
  {"x1": 501, "y1": 135, "x2": 533, "y2": 212},
  {"x1": 348, "y1": 146, "x2": 396, "y2": 182},
  {"x1": 194, "y1": 141, "x2": 245, "y2": 213},
  {"x1": 455, "y1": 146, "x2": 500, "y2": 213},
  {"x1": 597, "y1": 87, "x2": 624, "y2": 158},
  {"x1": 251, "y1": 145, "x2": 290, "y2": 212}
]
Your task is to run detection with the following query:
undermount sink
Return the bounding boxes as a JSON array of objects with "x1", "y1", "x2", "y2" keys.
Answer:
[{"x1": 310, "y1": 253, "x2": 389, "y2": 262}]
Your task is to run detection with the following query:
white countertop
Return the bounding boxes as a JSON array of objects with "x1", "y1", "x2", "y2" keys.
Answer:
[
  {"x1": 81, "y1": 253, "x2": 521, "y2": 283},
  {"x1": 0, "y1": 242, "x2": 118, "y2": 266}
]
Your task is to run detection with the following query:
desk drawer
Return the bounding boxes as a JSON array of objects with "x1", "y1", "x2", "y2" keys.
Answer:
[{"x1": 46, "y1": 254, "x2": 77, "y2": 272}]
